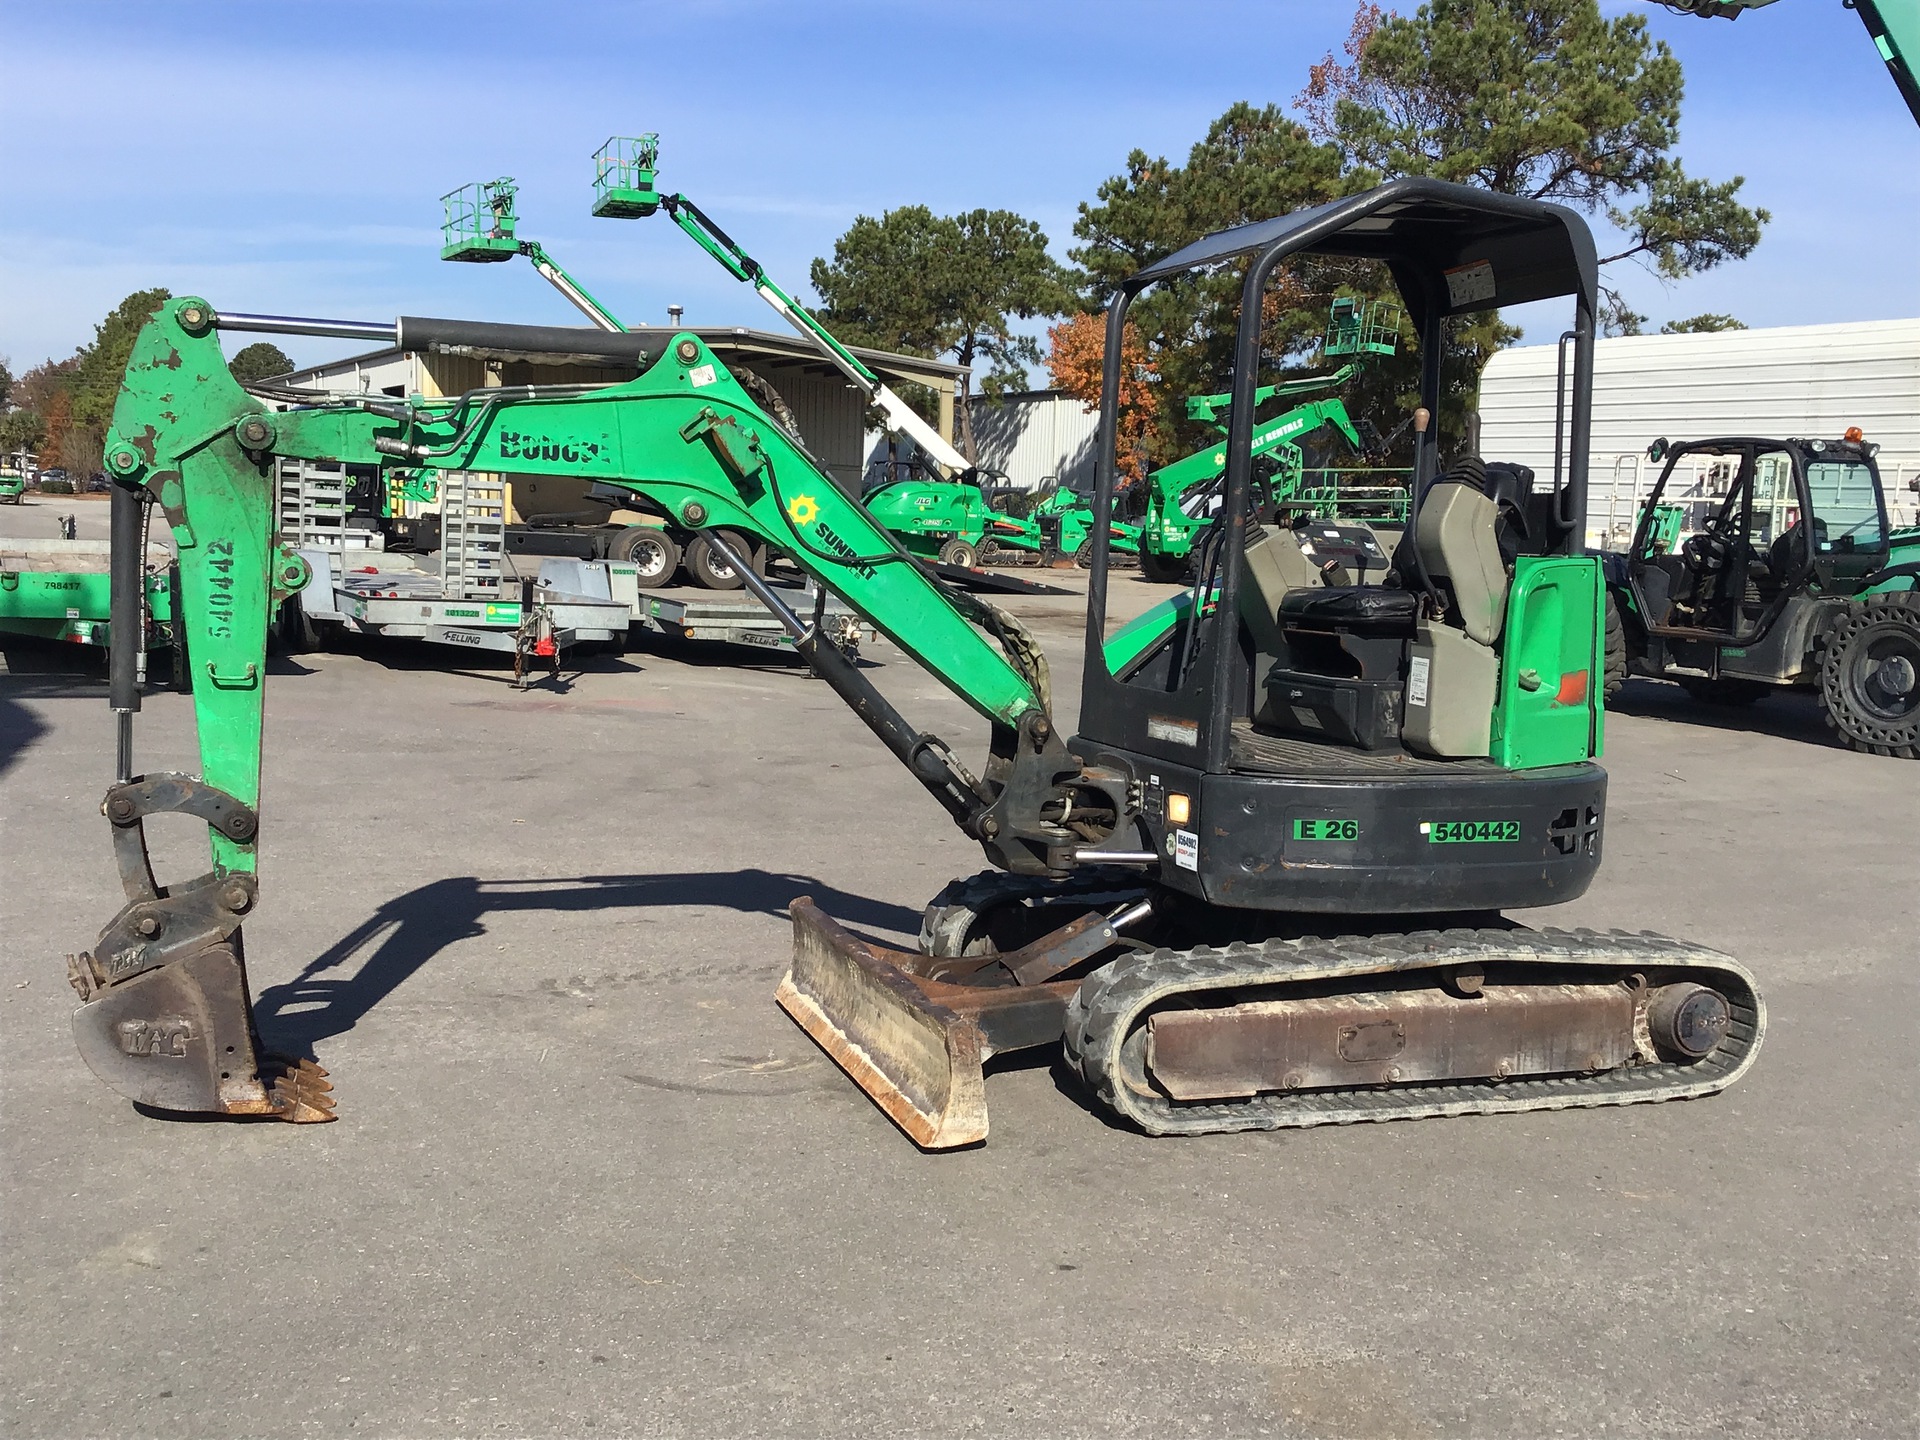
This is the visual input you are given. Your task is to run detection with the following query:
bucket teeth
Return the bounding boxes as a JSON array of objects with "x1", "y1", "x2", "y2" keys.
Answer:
[{"x1": 265, "y1": 1055, "x2": 336, "y2": 1123}]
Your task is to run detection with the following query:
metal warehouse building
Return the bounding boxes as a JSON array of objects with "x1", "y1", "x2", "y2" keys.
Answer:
[
  {"x1": 1478, "y1": 318, "x2": 1920, "y2": 546},
  {"x1": 864, "y1": 390, "x2": 1101, "y2": 494}
]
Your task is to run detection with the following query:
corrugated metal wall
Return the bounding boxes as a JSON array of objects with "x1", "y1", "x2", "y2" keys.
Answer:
[
  {"x1": 773, "y1": 370, "x2": 865, "y2": 486},
  {"x1": 964, "y1": 391, "x2": 1102, "y2": 491},
  {"x1": 1478, "y1": 319, "x2": 1920, "y2": 542}
]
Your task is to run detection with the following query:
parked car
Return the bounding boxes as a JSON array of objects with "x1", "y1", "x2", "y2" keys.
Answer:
[{"x1": 87, "y1": 473, "x2": 110, "y2": 493}]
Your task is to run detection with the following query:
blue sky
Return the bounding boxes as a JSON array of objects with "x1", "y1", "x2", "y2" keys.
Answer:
[{"x1": 1, "y1": 0, "x2": 1913, "y2": 377}]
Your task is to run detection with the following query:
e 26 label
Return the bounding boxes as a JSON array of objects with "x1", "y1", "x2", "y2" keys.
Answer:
[{"x1": 1293, "y1": 818, "x2": 1359, "y2": 841}]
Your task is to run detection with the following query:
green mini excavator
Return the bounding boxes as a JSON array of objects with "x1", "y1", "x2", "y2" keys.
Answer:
[{"x1": 66, "y1": 177, "x2": 1762, "y2": 1144}]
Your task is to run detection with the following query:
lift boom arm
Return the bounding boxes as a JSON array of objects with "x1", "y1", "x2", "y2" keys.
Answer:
[
  {"x1": 652, "y1": 192, "x2": 974, "y2": 478},
  {"x1": 517, "y1": 239, "x2": 627, "y2": 333}
]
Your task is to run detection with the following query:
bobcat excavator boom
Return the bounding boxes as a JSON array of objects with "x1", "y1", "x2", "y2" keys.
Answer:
[{"x1": 69, "y1": 180, "x2": 1763, "y2": 1148}]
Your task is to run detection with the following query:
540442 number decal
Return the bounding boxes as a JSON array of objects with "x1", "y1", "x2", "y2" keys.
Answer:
[{"x1": 1425, "y1": 819, "x2": 1521, "y2": 844}]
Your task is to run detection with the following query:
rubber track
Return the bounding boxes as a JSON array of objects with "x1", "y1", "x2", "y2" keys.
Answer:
[
  {"x1": 1063, "y1": 927, "x2": 1764, "y2": 1136},
  {"x1": 919, "y1": 868, "x2": 1151, "y2": 958}
]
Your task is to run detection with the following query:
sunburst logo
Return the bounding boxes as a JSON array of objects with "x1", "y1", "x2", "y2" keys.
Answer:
[{"x1": 787, "y1": 494, "x2": 820, "y2": 527}]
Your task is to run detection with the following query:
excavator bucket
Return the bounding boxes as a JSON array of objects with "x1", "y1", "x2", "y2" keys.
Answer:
[
  {"x1": 68, "y1": 769, "x2": 335, "y2": 1123},
  {"x1": 69, "y1": 936, "x2": 335, "y2": 1121},
  {"x1": 779, "y1": 901, "x2": 991, "y2": 1148}
]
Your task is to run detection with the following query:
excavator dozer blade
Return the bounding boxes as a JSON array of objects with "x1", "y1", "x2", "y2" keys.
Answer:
[
  {"x1": 70, "y1": 940, "x2": 335, "y2": 1122},
  {"x1": 778, "y1": 899, "x2": 989, "y2": 1149}
]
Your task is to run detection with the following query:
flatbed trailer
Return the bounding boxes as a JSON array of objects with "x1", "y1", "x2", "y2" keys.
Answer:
[
  {"x1": 0, "y1": 537, "x2": 176, "y2": 658},
  {"x1": 292, "y1": 551, "x2": 863, "y2": 661},
  {"x1": 642, "y1": 586, "x2": 864, "y2": 656}
]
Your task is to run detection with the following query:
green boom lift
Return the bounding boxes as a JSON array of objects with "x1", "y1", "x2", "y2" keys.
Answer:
[
  {"x1": 67, "y1": 178, "x2": 1761, "y2": 1145},
  {"x1": 1127, "y1": 299, "x2": 1399, "y2": 583},
  {"x1": 858, "y1": 461, "x2": 1045, "y2": 569},
  {"x1": 861, "y1": 300, "x2": 1396, "y2": 576}
]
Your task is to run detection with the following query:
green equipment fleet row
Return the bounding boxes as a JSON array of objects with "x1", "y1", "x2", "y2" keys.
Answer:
[{"x1": 860, "y1": 299, "x2": 1406, "y2": 578}]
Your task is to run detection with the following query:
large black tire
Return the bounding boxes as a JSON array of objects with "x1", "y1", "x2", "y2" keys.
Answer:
[
  {"x1": 614, "y1": 525, "x2": 679, "y2": 587},
  {"x1": 1680, "y1": 677, "x2": 1770, "y2": 706},
  {"x1": 1602, "y1": 589, "x2": 1627, "y2": 704},
  {"x1": 274, "y1": 596, "x2": 317, "y2": 654},
  {"x1": 683, "y1": 530, "x2": 764, "y2": 591},
  {"x1": 938, "y1": 538, "x2": 978, "y2": 568},
  {"x1": 1814, "y1": 592, "x2": 1920, "y2": 759},
  {"x1": 1137, "y1": 546, "x2": 1192, "y2": 584}
]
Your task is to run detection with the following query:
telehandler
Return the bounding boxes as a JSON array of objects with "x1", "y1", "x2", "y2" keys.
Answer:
[
  {"x1": 67, "y1": 177, "x2": 1761, "y2": 1144},
  {"x1": 1602, "y1": 433, "x2": 1919, "y2": 757}
]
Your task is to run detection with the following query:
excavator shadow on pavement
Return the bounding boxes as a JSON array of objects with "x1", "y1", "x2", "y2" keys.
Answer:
[{"x1": 246, "y1": 870, "x2": 925, "y2": 1061}]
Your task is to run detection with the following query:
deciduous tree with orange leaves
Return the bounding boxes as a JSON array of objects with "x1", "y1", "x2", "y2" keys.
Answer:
[{"x1": 1045, "y1": 312, "x2": 1159, "y2": 488}]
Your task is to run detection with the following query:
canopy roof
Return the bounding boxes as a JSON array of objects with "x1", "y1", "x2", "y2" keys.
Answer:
[{"x1": 1132, "y1": 177, "x2": 1597, "y2": 316}]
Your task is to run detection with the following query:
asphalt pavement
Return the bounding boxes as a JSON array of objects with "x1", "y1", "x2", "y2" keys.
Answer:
[{"x1": 1, "y1": 563, "x2": 1915, "y2": 1438}]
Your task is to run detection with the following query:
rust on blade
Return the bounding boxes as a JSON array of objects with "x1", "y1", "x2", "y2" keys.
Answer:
[
  {"x1": 780, "y1": 900, "x2": 1086, "y2": 1149},
  {"x1": 779, "y1": 899, "x2": 988, "y2": 1148}
]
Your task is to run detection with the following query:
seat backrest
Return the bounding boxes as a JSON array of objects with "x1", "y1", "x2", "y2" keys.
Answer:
[
  {"x1": 1414, "y1": 480, "x2": 1508, "y2": 645},
  {"x1": 1239, "y1": 523, "x2": 1325, "y2": 654}
]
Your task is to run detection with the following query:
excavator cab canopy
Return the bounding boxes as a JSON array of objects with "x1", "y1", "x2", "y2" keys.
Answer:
[
  {"x1": 1082, "y1": 178, "x2": 1603, "y2": 780},
  {"x1": 1130, "y1": 176, "x2": 1598, "y2": 315}
]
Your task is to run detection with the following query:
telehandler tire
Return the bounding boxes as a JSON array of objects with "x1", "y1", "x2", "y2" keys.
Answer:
[
  {"x1": 1816, "y1": 592, "x2": 1920, "y2": 759},
  {"x1": 1137, "y1": 547, "x2": 1192, "y2": 585},
  {"x1": 1602, "y1": 589, "x2": 1627, "y2": 703},
  {"x1": 938, "y1": 539, "x2": 978, "y2": 569}
]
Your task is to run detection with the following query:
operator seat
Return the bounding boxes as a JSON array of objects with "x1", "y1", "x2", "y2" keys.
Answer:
[
  {"x1": 1401, "y1": 458, "x2": 1513, "y2": 758},
  {"x1": 1414, "y1": 459, "x2": 1511, "y2": 644}
]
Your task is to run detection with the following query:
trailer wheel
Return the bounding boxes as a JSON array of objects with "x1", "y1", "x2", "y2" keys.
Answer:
[
  {"x1": 938, "y1": 539, "x2": 978, "y2": 569},
  {"x1": 272, "y1": 597, "x2": 318, "y2": 654},
  {"x1": 1602, "y1": 589, "x2": 1627, "y2": 704},
  {"x1": 615, "y1": 526, "x2": 679, "y2": 587},
  {"x1": 1137, "y1": 547, "x2": 1191, "y2": 584},
  {"x1": 1816, "y1": 592, "x2": 1920, "y2": 759},
  {"x1": 684, "y1": 530, "x2": 763, "y2": 590}
]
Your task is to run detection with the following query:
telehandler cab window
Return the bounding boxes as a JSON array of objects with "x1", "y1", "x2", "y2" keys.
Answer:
[{"x1": 1807, "y1": 459, "x2": 1885, "y2": 552}]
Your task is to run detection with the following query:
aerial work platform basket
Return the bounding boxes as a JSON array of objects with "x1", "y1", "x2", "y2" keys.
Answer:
[
  {"x1": 1324, "y1": 297, "x2": 1403, "y2": 358},
  {"x1": 440, "y1": 178, "x2": 521, "y2": 262},
  {"x1": 592, "y1": 134, "x2": 662, "y2": 218}
]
